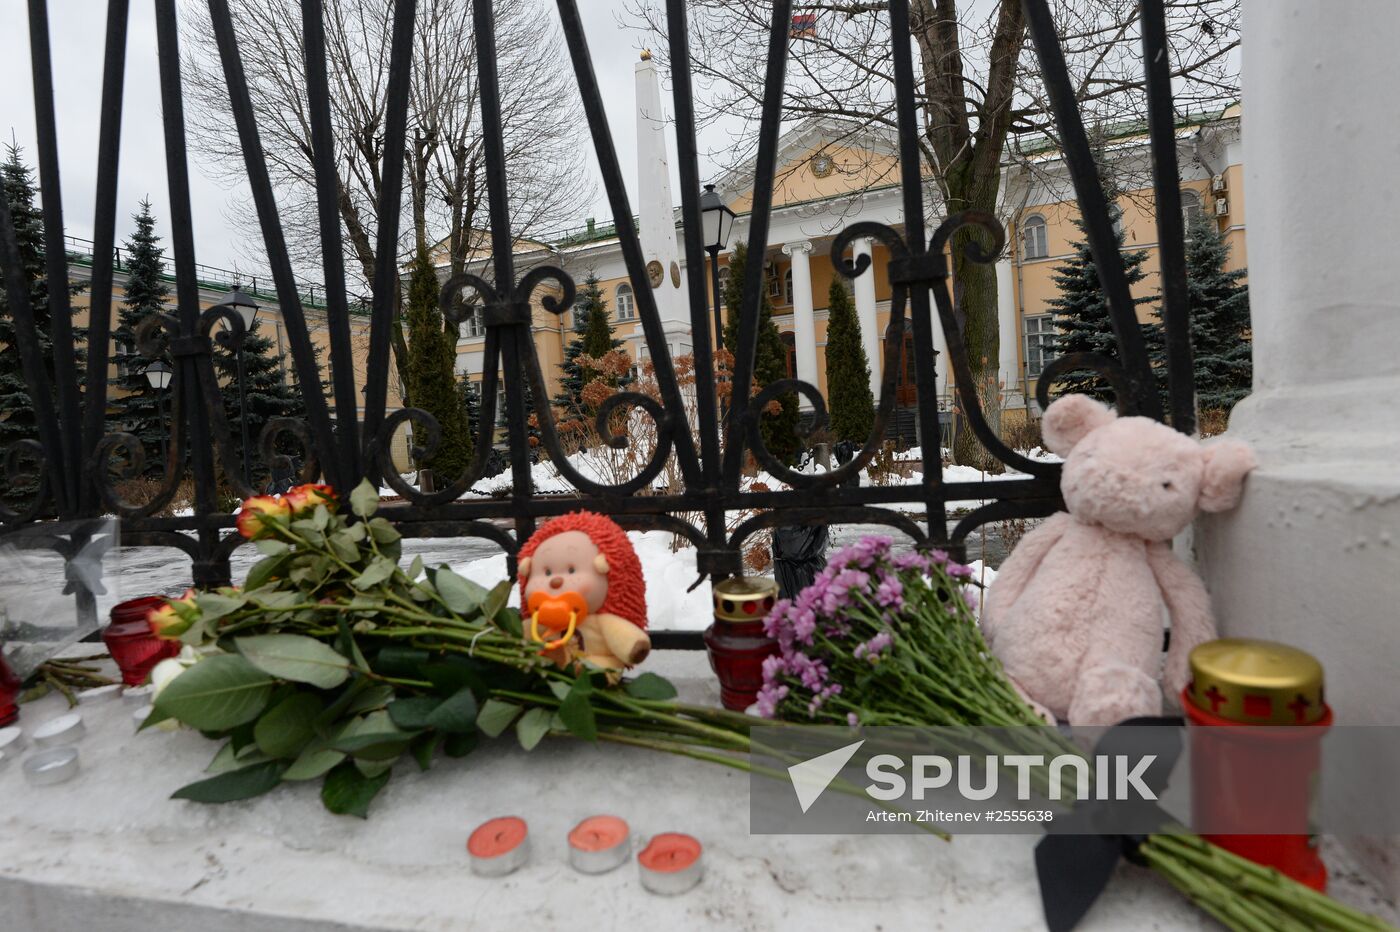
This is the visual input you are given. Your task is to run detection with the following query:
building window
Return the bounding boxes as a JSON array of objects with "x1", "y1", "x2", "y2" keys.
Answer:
[
  {"x1": 783, "y1": 267, "x2": 794, "y2": 306},
  {"x1": 717, "y1": 266, "x2": 731, "y2": 307},
  {"x1": 459, "y1": 306, "x2": 485, "y2": 339},
  {"x1": 1181, "y1": 190, "x2": 1204, "y2": 231},
  {"x1": 114, "y1": 337, "x2": 135, "y2": 378},
  {"x1": 1024, "y1": 315, "x2": 1056, "y2": 379},
  {"x1": 1021, "y1": 214, "x2": 1048, "y2": 260},
  {"x1": 780, "y1": 331, "x2": 797, "y2": 379},
  {"x1": 616, "y1": 283, "x2": 636, "y2": 321}
]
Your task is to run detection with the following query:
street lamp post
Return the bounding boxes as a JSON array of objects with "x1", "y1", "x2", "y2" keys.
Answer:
[
  {"x1": 226, "y1": 287, "x2": 260, "y2": 487},
  {"x1": 699, "y1": 184, "x2": 736, "y2": 354},
  {"x1": 143, "y1": 359, "x2": 173, "y2": 466}
]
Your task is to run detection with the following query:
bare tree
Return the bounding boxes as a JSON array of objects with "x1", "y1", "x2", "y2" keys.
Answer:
[
  {"x1": 181, "y1": 0, "x2": 593, "y2": 387},
  {"x1": 626, "y1": 0, "x2": 1239, "y2": 465}
]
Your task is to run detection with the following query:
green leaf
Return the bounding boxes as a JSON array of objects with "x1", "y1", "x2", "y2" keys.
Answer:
[
  {"x1": 476, "y1": 699, "x2": 521, "y2": 738},
  {"x1": 205, "y1": 741, "x2": 239, "y2": 774},
  {"x1": 547, "y1": 681, "x2": 571, "y2": 700},
  {"x1": 515, "y1": 707, "x2": 552, "y2": 751},
  {"x1": 386, "y1": 696, "x2": 439, "y2": 731},
  {"x1": 624, "y1": 672, "x2": 679, "y2": 701},
  {"x1": 495, "y1": 606, "x2": 523, "y2": 639},
  {"x1": 312, "y1": 503, "x2": 331, "y2": 531},
  {"x1": 331, "y1": 711, "x2": 413, "y2": 758},
  {"x1": 343, "y1": 521, "x2": 368, "y2": 543},
  {"x1": 254, "y1": 692, "x2": 323, "y2": 758},
  {"x1": 335, "y1": 616, "x2": 371, "y2": 672},
  {"x1": 373, "y1": 646, "x2": 429, "y2": 678},
  {"x1": 172, "y1": 761, "x2": 285, "y2": 804},
  {"x1": 249, "y1": 589, "x2": 300, "y2": 611},
  {"x1": 407, "y1": 555, "x2": 425, "y2": 580},
  {"x1": 235, "y1": 634, "x2": 351, "y2": 689},
  {"x1": 443, "y1": 731, "x2": 479, "y2": 758},
  {"x1": 344, "y1": 684, "x2": 395, "y2": 715},
  {"x1": 425, "y1": 687, "x2": 478, "y2": 734},
  {"x1": 245, "y1": 552, "x2": 290, "y2": 591},
  {"x1": 153, "y1": 654, "x2": 274, "y2": 731},
  {"x1": 422, "y1": 656, "x2": 488, "y2": 695},
  {"x1": 349, "y1": 479, "x2": 380, "y2": 518},
  {"x1": 327, "y1": 530, "x2": 361, "y2": 563},
  {"x1": 367, "y1": 517, "x2": 401, "y2": 544},
  {"x1": 483, "y1": 579, "x2": 511, "y2": 622},
  {"x1": 282, "y1": 744, "x2": 346, "y2": 781},
  {"x1": 197, "y1": 591, "x2": 248, "y2": 622},
  {"x1": 255, "y1": 539, "x2": 291, "y2": 556},
  {"x1": 321, "y1": 760, "x2": 391, "y2": 818},
  {"x1": 434, "y1": 568, "x2": 487, "y2": 615},
  {"x1": 355, "y1": 756, "x2": 397, "y2": 779},
  {"x1": 410, "y1": 733, "x2": 436, "y2": 771},
  {"x1": 558, "y1": 679, "x2": 597, "y2": 741},
  {"x1": 351, "y1": 556, "x2": 396, "y2": 590}
]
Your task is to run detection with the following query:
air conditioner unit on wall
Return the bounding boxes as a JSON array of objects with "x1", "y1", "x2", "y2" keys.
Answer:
[
  {"x1": 1214, "y1": 197, "x2": 1229, "y2": 217},
  {"x1": 1212, "y1": 173, "x2": 1228, "y2": 193}
]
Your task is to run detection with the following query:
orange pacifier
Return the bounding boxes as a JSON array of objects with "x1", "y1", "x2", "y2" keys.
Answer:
[{"x1": 526, "y1": 589, "x2": 587, "y2": 650}]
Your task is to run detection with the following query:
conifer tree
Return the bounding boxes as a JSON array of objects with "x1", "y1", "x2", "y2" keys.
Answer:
[
  {"x1": 722, "y1": 242, "x2": 801, "y2": 463},
  {"x1": 404, "y1": 249, "x2": 472, "y2": 479},
  {"x1": 822, "y1": 278, "x2": 874, "y2": 442},
  {"x1": 212, "y1": 313, "x2": 308, "y2": 489},
  {"x1": 111, "y1": 199, "x2": 173, "y2": 474},
  {"x1": 1046, "y1": 198, "x2": 1160, "y2": 406},
  {"x1": 553, "y1": 274, "x2": 626, "y2": 421},
  {"x1": 0, "y1": 146, "x2": 85, "y2": 502},
  {"x1": 1172, "y1": 211, "x2": 1251, "y2": 412}
]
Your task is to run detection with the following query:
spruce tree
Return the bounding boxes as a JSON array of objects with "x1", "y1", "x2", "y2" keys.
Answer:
[
  {"x1": 212, "y1": 314, "x2": 307, "y2": 489},
  {"x1": 1173, "y1": 212, "x2": 1251, "y2": 412},
  {"x1": 404, "y1": 249, "x2": 472, "y2": 480},
  {"x1": 1046, "y1": 198, "x2": 1159, "y2": 406},
  {"x1": 111, "y1": 199, "x2": 173, "y2": 474},
  {"x1": 822, "y1": 278, "x2": 874, "y2": 442},
  {"x1": 722, "y1": 242, "x2": 801, "y2": 463},
  {"x1": 0, "y1": 146, "x2": 85, "y2": 502},
  {"x1": 553, "y1": 274, "x2": 626, "y2": 421}
]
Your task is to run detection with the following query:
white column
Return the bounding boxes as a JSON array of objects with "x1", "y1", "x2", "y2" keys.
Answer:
[
  {"x1": 634, "y1": 52, "x2": 684, "y2": 338},
  {"x1": 782, "y1": 242, "x2": 818, "y2": 410},
  {"x1": 852, "y1": 237, "x2": 880, "y2": 402},
  {"x1": 930, "y1": 292, "x2": 949, "y2": 407},
  {"x1": 1197, "y1": 0, "x2": 1400, "y2": 894},
  {"x1": 995, "y1": 258, "x2": 1020, "y2": 403}
]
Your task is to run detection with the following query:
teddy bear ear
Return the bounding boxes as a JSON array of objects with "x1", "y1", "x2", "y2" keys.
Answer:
[
  {"x1": 1041, "y1": 394, "x2": 1117, "y2": 456},
  {"x1": 1198, "y1": 439, "x2": 1258, "y2": 513}
]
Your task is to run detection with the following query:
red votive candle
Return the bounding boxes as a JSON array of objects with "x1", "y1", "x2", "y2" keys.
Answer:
[
  {"x1": 0, "y1": 650, "x2": 21, "y2": 727},
  {"x1": 567, "y1": 815, "x2": 631, "y2": 874},
  {"x1": 468, "y1": 816, "x2": 530, "y2": 877},
  {"x1": 103, "y1": 597, "x2": 179, "y2": 687},
  {"x1": 637, "y1": 833, "x2": 704, "y2": 895}
]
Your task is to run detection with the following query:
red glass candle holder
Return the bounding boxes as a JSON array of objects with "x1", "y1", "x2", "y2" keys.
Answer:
[
  {"x1": 0, "y1": 649, "x2": 21, "y2": 727},
  {"x1": 103, "y1": 596, "x2": 179, "y2": 687},
  {"x1": 704, "y1": 577, "x2": 779, "y2": 711}
]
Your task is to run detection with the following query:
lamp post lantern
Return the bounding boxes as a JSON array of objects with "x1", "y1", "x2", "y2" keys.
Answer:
[
  {"x1": 699, "y1": 184, "x2": 735, "y2": 354},
  {"x1": 143, "y1": 359, "x2": 173, "y2": 467},
  {"x1": 226, "y1": 287, "x2": 260, "y2": 487}
]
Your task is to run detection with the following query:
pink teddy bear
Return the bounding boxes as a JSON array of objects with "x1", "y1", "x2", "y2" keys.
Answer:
[{"x1": 982, "y1": 394, "x2": 1256, "y2": 726}]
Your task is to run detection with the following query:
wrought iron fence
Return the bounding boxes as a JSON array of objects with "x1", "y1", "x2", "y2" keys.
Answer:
[{"x1": 0, "y1": 0, "x2": 1196, "y2": 646}]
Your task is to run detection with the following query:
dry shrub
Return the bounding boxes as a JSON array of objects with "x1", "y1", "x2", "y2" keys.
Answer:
[
  {"x1": 112, "y1": 477, "x2": 196, "y2": 518},
  {"x1": 1197, "y1": 407, "x2": 1231, "y2": 438}
]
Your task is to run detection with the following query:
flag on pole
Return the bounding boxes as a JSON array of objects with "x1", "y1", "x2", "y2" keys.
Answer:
[{"x1": 790, "y1": 11, "x2": 818, "y2": 40}]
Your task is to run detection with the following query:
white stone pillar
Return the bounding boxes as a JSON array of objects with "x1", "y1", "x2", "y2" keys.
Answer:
[
  {"x1": 634, "y1": 53, "x2": 685, "y2": 340},
  {"x1": 852, "y1": 237, "x2": 880, "y2": 402},
  {"x1": 782, "y1": 242, "x2": 818, "y2": 410},
  {"x1": 930, "y1": 291, "x2": 949, "y2": 407},
  {"x1": 1197, "y1": 0, "x2": 1400, "y2": 894},
  {"x1": 996, "y1": 258, "x2": 1020, "y2": 404}
]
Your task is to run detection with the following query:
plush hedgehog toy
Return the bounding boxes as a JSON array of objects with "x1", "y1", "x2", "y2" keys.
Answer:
[
  {"x1": 983, "y1": 394, "x2": 1256, "y2": 726},
  {"x1": 517, "y1": 512, "x2": 650, "y2": 671}
]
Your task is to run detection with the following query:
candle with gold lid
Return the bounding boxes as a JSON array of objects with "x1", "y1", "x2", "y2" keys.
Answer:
[
  {"x1": 1187, "y1": 637, "x2": 1325, "y2": 725},
  {"x1": 704, "y1": 577, "x2": 779, "y2": 711}
]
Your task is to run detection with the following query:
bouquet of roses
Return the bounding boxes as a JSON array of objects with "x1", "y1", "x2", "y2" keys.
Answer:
[
  {"x1": 754, "y1": 537, "x2": 1389, "y2": 932},
  {"x1": 142, "y1": 482, "x2": 758, "y2": 816}
]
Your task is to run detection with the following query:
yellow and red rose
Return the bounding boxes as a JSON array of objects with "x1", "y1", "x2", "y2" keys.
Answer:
[
  {"x1": 283, "y1": 483, "x2": 337, "y2": 516},
  {"x1": 147, "y1": 588, "x2": 199, "y2": 640},
  {"x1": 236, "y1": 494, "x2": 292, "y2": 539}
]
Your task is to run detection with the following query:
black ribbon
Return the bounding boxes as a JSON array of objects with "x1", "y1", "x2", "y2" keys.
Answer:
[{"x1": 1035, "y1": 716, "x2": 1185, "y2": 932}]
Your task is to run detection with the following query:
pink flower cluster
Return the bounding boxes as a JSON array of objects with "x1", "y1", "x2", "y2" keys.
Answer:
[{"x1": 756, "y1": 535, "x2": 955, "y2": 721}]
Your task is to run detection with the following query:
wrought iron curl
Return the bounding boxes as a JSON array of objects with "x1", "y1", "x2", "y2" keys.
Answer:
[
  {"x1": 1033, "y1": 352, "x2": 1138, "y2": 416},
  {"x1": 257, "y1": 417, "x2": 321, "y2": 487}
]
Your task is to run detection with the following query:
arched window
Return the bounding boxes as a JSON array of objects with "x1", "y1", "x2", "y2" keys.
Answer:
[
  {"x1": 615, "y1": 283, "x2": 636, "y2": 321},
  {"x1": 780, "y1": 331, "x2": 797, "y2": 380},
  {"x1": 783, "y1": 267, "x2": 794, "y2": 306},
  {"x1": 1021, "y1": 214, "x2": 1048, "y2": 260},
  {"x1": 1181, "y1": 189, "x2": 1204, "y2": 230},
  {"x1": 717, "y1": 267, "x2": 731, "y2": 308}
]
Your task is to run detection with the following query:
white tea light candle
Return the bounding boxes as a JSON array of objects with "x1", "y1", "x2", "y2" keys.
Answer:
[
  {"x1": 0, "y1": 724, "x2": 23, "y2": 755},
  {"x1": 122, "y1": 684, "x2": 155, "y2": 706},
  {"x1": 23, "y1": 746, "x2": 80, "y2": 786},
  {"x1": 32, "y1": 713, "x2": 84, "y2": 747}
]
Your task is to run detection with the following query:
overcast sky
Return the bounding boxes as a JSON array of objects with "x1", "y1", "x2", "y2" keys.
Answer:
[{"x1": 0, "y1": 0, "x2": 716, "y2": 278}]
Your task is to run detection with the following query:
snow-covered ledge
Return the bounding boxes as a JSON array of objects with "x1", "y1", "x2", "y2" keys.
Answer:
[{"x1": 1196, "y1": 0, "x2": 1400, "y2": 896}]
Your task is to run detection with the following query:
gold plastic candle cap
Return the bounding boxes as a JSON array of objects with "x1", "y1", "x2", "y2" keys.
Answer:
[
  {"x1": 1188, "y1": 638, "x2": 1326, "y2": 725},
  {"x1": 713, "y1": 577, "x2": 778, "y2": 623}
]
